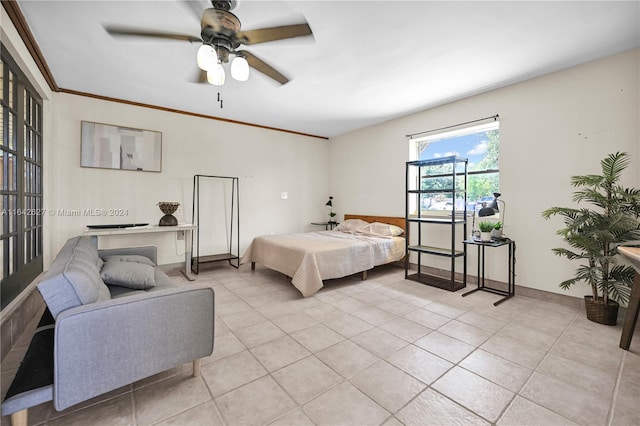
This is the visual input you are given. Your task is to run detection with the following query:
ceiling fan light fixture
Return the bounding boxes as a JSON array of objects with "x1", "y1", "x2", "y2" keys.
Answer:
[
  {"x1": 207, "y1": 63, "x2": 226, "y2": 86},
  {"x1": 231, "y1": 55, "x2": 249, "y2": 81},
  {"x1": 196, "y1": 44, "x2": 217, "y2": 71}
]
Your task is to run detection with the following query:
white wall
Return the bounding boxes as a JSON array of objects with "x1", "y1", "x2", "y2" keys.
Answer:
[
  {"x1": 329, "y1": 48, "x2": 640, "y2": 298},
  {"x1": 47, "y1": 94, "x2": 329, "y2": 265}
]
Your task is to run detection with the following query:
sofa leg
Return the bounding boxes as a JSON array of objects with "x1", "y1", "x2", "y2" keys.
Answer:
[
  {"x1": 11, "y1": 409, "x2": 28, "y2": 426},
  {"x1": 192, "y1": 359, "x2": 202, "y2": 377},
  {"x1": 251, "y1": 262, "x2": 255, "y2": 271}
]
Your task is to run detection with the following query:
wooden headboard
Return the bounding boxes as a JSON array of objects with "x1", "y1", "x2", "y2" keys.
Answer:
[{"x1": 344, "y1": 214, "x2": 406, "y2": 232}]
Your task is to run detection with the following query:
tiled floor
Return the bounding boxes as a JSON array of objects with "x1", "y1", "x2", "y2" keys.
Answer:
[{"x1": 2, "y1": 263, "x2": 639, "y2": 426}]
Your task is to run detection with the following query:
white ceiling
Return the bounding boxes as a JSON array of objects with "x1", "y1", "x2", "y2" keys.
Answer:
[{"x1": 16, "y1": 0, "x2": 640, "y2": 138}]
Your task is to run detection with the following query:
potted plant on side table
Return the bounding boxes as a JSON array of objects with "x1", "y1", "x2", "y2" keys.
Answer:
[
  {"x1": 542, "y1": 152, "x2": 640, "y2": 325},
  {"x1": 478, "y1": 221, "x2": 495, "y2": 242}
]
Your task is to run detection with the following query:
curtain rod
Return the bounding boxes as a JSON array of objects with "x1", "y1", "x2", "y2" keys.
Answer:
[{"x1": 406, "y1": 114, "x2": 499, "y2": 139}]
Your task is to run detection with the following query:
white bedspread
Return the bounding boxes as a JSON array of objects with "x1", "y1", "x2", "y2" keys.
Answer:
[{"x1": 241, "y1": 230, "x2": 405, "y2": 297}]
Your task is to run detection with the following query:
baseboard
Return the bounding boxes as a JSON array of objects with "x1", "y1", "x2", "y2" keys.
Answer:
[{"x1": 407, "y1": 263, "x2": 583, "y2": 309}]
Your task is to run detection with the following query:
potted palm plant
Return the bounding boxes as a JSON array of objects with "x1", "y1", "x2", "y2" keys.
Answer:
[{"x1": 542, "y1": 152, "x2": 640, "y2": 325}]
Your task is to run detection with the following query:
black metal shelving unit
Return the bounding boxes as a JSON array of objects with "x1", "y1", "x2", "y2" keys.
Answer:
[
  {"x1": 191, "y1": 175, "x2": 240, "y2": 273},
  {"x1": 405, "y1": 156, "x2": 468, "y2": 291}
]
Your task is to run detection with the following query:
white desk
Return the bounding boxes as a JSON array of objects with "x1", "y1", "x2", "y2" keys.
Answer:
[{"x1": 84, "y1": 223, "x2": 197, "y2": 281}]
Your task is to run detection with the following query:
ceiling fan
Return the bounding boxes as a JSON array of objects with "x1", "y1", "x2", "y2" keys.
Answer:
[{"x1": 105, "y1": 0, "x2": 313, "y2": 90}]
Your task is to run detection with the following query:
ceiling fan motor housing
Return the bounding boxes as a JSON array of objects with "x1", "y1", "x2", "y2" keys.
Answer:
[
  {"x1": 211, "y1": 0, "x2": 237, "y2": 11},
  {"x1": 201, "y1": 8, "x2": 242, "y2": 63}
]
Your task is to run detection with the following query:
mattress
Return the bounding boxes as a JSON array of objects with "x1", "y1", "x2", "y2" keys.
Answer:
[{"x1": 241, "y1": 230, "x2": 405, "y2": 297}]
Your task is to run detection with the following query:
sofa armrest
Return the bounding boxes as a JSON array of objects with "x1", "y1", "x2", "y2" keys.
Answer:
[
  {"x1": 98, "y1": 246, "x2": 158, "y2": 264},
  {"x1": 53, "y1": 285, "x2": 214, "y2": 411}
]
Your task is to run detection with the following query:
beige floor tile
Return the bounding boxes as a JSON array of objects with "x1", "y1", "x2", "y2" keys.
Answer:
[
  {"x1": 432, "y1": 366, "x2": 514, "y2": 423},
  {"x1": 11, "y1": 264, "x2": 640, "y2": 426},
  {"x1": 350, "y1": 360, "x2": 426, "y2": 413},
  {"x1": 480, "y1": 334, "x2": 547, "y2": 369},
  {"x1": 375, "y1": 299, "x2": 417, "y2": 316},
  {"x1": 414, "y1": 331, "x2": 475, "y2": 363},
  {"x1": 437, "y1": 319, "x2": 493, "y2": 346},
  {"x1": 154, "y1": 401, "x2": 225, "y2": 426},
  {"x1": 350, "y1": 289, "x2": 391, "y2": 304},
  {"x1": 201, "y1": 350, "x2": 267, "y2": 397},
  {"x1": 268, "y1": 408, "x2": 315, "y2": 426},
  {"x1": 609, "y1": 402, "x2": 640, "y2": 426},
  {"x1": 219, "y1": 309, "x2": 267, "y2": 331},
  {"x1": 250, "y1": 335, "x2": 311, "y2": 372},
  {"x1": 203, "y1": 330, "x2": 246, "y2": 364},
  {"x1": 616, "y1": 352, "x2": 640, "y2": 412},
  {"x1": 215, "y1": 299, "x2": 254, "y2": 316},
  {"x1": 133, "y1": 375, "x2": 211, "y2": 425},
  {"x1": 290, "y1": 324, "x2": 346, "y2": 352},
  {"x1": 520, "y1": 372, "x2": 610, "y2": 425},
  {"x1": 512, "y1": 310, "x2": 571, "y2": 338},
  {"x1": 351, "y1": 327, "x2": 409, "y2": 358},
  {"x1": 351, "y1": 305, "x2": 398, "y2": 326},
  {"x1": 497, "y1": 322, "x2": 557, "y2": 351},
  {"x1": 404, "y1": 308, "x2": 451, "y2": 329},
  {"x1": 380, "y1": 317, "x2": 432, "y2": 342},
  {"x1": 234, "y1": 320, "x2": 286, "y2": 348},
  {"x1": 381, "y1": 416, "x2": 404, "y2": 426},
  {"x1": 385, "y1": 344, "x2": 453, "y2": 384},
  {"x1": 497, "y1": 395, "x2": 579, "y2": 425},
  {"x1": 324, "y1": 313, "x2": 374, "y2": 338},
  {"x1": 300, "y1": 301, "x2": 340, "y2": 320},
  {"x1": 457, "y1": 310, "x2": 508, "y2": 333},
  {"x1": 47, "y1": 394, "x2": 134, "y2": 426},
  {"x1": 216, "y1": 375, "x2": 297, "y2": 426},
  {"x1": 256, "y1": 302, "x2": 300, "y2": 320},
  {"x1": 423, "y1": 301, "x2": 467, "y2": 319},
  {"x1": 302, "y1": 381, "x2": 389, "y2": 426},
  {"x1": 271, "y1": 311, "x2": 319, "y2": 333},
  {"x1": 537, "y1": 353, "x2": 617, "y2": 397},
  {"x1": 272, "y1": 356, "x2": 343, "y2": 404},
  {"x1": 551, "y1": 337, "x2": 623, "y2": 375},
  {"x1": 315, "y1": 339, "x2": 380, "y2": 378},
  {"x1": 241, "y1": 288, "x2": 301, "y2": 308},
  {"x1": 331, "y1": 296, "x2": 371, "y2": 313},
  {"x1": 459, "y1": 349, "x2": 532, "y2": 393},
  {"x1": 396, "y1": 388, "x2": 490, "y2": 426}
]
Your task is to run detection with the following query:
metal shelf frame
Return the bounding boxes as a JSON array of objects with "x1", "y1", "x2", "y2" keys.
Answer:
[{"x1": 405, "y1": 156, "x2": 468, "y2": 291}]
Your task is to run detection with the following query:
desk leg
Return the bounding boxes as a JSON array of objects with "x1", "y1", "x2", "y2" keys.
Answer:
[
  {"x1": 462, "y1": 246, "x2": 482, "y2": 298},
  {"x1": 620, "y1": 272, "x2": 640, "y2": 350},
  {"x1": 182, "y1": 229, "x2": 195, "y2": 281},
  {"x1": 493, "y1": 242, "x2": 515, "y2": 306}
]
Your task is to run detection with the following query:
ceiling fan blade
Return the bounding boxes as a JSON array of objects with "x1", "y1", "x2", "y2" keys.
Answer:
[
  {"x1": 235, "y1": 23, "x2": 312, "y2": 45},
  {"x1": 240, "y1": 50, "x2": 289, "y2": 85},
  {"x1": 105, "y1": 25, "x2": 201, "y2": 43}
]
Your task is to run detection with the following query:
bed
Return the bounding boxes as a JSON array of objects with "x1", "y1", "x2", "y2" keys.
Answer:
[{"x1": 241, "y1": 214, "x2": 406, "y2": 297}]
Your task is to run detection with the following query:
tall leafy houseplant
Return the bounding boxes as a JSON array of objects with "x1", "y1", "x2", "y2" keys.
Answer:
[{"x1": 542, "y1": 152, "x2": 640, "y2": 325}]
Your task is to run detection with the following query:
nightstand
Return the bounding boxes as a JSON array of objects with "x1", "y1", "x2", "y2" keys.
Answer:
[{"x1": 311, "y1": 221, "x2": 339, "y2": 230}]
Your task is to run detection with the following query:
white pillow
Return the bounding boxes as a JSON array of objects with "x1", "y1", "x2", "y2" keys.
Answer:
[
  {"x1": 356, "y1": 222, "x2": 405, "y2": 237},
  {"x1": 335, "y1": 219, "x2": 369, "y2": 233}
]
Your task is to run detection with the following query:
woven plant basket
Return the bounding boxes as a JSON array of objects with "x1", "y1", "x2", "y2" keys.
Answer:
[{"x1": 584, "y1": 296, "x2": 619, "y2": 325}]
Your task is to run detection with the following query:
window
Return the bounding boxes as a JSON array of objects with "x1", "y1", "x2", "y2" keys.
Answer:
[
  {"x1": 409, "y1": 121, "x2": 499, "y2": 215},
  {"x1": 1, "y1": 46, "x2": 44, "y2": 310}
]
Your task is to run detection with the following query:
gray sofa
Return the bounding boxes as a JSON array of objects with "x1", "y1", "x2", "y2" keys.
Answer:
[{"x1": 1, "y1": 236, "x2": 215, "y2": 426}]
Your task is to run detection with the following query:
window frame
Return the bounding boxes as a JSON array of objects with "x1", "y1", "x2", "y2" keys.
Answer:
[
  {"x1": 1, "y1": 45, "x2": 44, "y2": 310},
  {"x1": 409, "y1": 121, "x2": 500, "y2": 218}
]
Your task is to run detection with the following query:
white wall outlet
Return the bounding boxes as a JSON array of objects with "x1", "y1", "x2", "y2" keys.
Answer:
[
  {"x1": 281, "y1": 192, "x2": 288, "y2": 200},
  {"x1": 176, "y1": 206, "x2": 183, "y2": 216}
]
